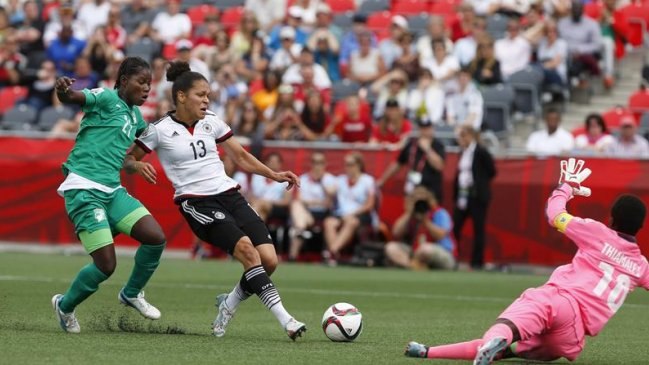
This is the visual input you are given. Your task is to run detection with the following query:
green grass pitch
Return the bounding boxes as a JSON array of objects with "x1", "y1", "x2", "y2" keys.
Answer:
[{"x1": 1, "y1": 252, "x2": 648, "y2": 364}]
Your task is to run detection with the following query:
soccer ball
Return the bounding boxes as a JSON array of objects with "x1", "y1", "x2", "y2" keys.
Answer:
[{"x1": 321, "y1": 302, "x2": 363, "y2": 342}]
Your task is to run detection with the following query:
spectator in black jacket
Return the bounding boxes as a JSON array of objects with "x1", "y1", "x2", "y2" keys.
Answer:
[{"x1": 453, "y1": 125, "x2": 497, "y2": 269}]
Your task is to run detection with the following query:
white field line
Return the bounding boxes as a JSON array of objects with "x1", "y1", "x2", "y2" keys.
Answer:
[{"x1": 1, "y1": 275, "x2": 647, "y2": 309}]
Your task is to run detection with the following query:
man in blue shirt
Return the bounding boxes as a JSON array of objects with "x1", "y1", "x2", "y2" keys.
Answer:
[
  {"x1": 384, "y1": 185, "x2": 455, "y2": 270},
  {"x1": 46, "y1": 25, "x2": 86, "y2": 77}
]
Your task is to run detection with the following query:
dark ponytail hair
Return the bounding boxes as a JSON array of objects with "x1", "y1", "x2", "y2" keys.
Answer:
[
  {"x1": 115, "y1": 56, "x2": 150, "y2": 90},
  {"x1": 166, "y1": 61, "x2": 208, "y2": 104}
]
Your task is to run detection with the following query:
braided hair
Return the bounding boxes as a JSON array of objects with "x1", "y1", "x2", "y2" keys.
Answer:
[{"x1": 114, "y1": 57, "x2": 150, "y2": 90}]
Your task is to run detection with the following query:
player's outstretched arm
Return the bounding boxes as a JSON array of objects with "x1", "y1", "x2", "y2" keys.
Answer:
[
  {"x1": 222, "y1": 136, "x2": 300, "y2": 190},
  {"x1": 547, "y1": 158, "x2": 591, "y2": 231},
  {"x1": 123, "y1": 145, "x2": 157, "y2": 184},
  {"x1": 55, "y1": 77, "x2": 86, "y2": 106}
]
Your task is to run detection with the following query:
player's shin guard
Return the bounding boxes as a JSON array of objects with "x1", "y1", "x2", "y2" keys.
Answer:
[
  {"x1": 243, "y1": 265, "x2": 292, "y2": 326},
  {"x1": 122, "y1": 242, "x2": 166, "y2": 297},
  {"x1": 59, "y1": 263, "x2": 109, "y2": 313}
]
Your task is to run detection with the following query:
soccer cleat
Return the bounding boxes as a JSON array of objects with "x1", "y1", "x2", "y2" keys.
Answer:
[
  {"x1": 404, "y1": 341, "x2": 429, "y2": 358},
  {"x1": 473, "y1": 337, "x2": 508, "y2": 365},
  {"x1": 51, "y1": 294, "x2": 80, "y2": 334},
  {"x1": 118, "y1": 290, "x2": 161, "y2": 319},
  {"x1": 212, "y1": 293, "x2": 237, "y2": 337},
  {"x1": 284, "y1": 318, "x2": 307, "y2": 341}
]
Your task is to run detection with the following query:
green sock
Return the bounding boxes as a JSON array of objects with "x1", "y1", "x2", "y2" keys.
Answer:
[
  {"x1": 122, "y1": 242, "x2": 166, "y2": 297},
  {"x1": 59, "y1": 263, "x2": 109, "y2": 313}
]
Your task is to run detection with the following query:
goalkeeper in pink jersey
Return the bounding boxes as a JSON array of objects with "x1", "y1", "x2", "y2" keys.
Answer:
[{"x1": 405, "y1": 158, "x2": 649, "y2": 364}]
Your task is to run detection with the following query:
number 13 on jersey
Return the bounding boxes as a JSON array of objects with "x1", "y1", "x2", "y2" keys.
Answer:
[{"x1": 593, "y1": 261, "x2": 631, "y2": 313}]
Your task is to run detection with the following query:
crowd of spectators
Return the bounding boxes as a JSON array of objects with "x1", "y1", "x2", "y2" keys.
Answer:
[{"x1": 0, "y1": 0, "x2": 637, "y2": 146}]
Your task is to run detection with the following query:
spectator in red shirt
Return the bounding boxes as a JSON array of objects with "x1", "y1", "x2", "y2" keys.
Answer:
[
  {"x1": 451, "y1": 3, "x2": 477, "y2": 42},
  {"x1": 193, "y1": 14, "x2": 222, "y2": 47},
  {"x1": 325, "y1": 95, "x2": 372, "y2": 143},
  {"x1": 105, "y1": 6, "x2": 126, "y2": 50},
  {"x1": 292, "y1": 64, "x2": 332, "y2": 109},
  {"x1": 370, "y1": 99, "x2": 412, "y2": 148}
]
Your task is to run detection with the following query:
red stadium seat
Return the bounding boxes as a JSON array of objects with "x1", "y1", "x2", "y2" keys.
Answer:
[
  {"x1": 430, "y1": 1, "x2": 458, "y2": 16},
  {"x1": 0, "y1": 86, "x2": 28, "y2": 115},
  {"x1": 393, "y1": 0, "x2": 428, "y2": 15},
  {"x1": 602, "y1": 106, "x2": 635, "y2": 129},
  {"x1": 584, "y1": 1, "x2": 604, "y2": 20},
  {"x1": 619, "y1": 3, "x2": 649, "y2": 47},
  {"x1": 187, "y1": 5, "x2": 220, "y2": 25},
  {"x1": 367, "y1": 11, "x2": 392, "y2": 31},
  {"x1": 221, "y1": 6, "x2": 245, "y2": 29},
  {"x1": 162, "y1": 43, "x2": 178, "y2": 60},
  {"x1": 628, "y1": 89, "x2": 649, "y2": 119},
  {"x1": 326, "y1": 0, "x2": 356, "y2": 13}
]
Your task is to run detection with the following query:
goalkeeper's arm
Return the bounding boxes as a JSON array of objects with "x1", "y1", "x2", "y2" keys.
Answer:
[{"x1": 546, "y1": 184, "x2": 575, "y2": 233}]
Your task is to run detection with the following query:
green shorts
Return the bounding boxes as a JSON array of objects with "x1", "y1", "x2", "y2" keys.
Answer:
[{"x1": 64, "y1": 188, "x2": 150, "y2": 253}]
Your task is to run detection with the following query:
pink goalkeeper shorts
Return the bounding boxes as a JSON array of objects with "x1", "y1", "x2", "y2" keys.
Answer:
[{"x1": 498, "y1": 284, "x2": 586, "y2": 362}]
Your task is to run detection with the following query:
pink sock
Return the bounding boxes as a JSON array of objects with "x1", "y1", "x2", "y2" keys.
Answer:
[
  {"x1": 482, "y1": 323, "x2": 514, "y2": 345},
  {"x1": 426, "y1": 339, "x2": 483, "y2": 359}
]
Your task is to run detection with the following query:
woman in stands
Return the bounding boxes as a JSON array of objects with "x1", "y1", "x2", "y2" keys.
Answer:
[
  {"x1": 574, "y1": 113, "x2": 614, "y2": 154},
  {"x1": 125, "y1": 61, "x2": 307, "y2": 341},
  {"x1": 323, "y1": 152, "x2": 377, "y2": 265}
]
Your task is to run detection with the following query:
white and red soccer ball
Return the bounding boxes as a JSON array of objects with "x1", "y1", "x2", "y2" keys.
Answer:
[{"x1": 321, "y1": 302, "x2": 363, "y2": 342}]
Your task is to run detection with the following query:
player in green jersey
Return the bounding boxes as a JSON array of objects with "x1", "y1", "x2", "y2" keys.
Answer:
[{"x1": 51, "y1": 57, "x2": 167, "y2": 334}]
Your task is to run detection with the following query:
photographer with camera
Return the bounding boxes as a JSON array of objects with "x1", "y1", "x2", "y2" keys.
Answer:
[{"x1": 384, "y1": 185, "x2": 455, "y2": 270}]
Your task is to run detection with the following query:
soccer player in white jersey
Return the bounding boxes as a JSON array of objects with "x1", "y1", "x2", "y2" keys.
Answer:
[{"x1": 124, "y1": 61, "x2": 307, "y2": 340}]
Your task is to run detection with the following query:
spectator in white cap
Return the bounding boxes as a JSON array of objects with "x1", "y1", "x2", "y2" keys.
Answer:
[
  {"x1": 268, "y1": 6, "x2": 309, "y2": 51},
  {"x1": 379, "y1": 15, "x2": 410, "y2": 69},
  {"x1": 290, "y1": 0, "x2": 322, "y2": 28},
  {"x1": 245, "y1": 0, "x2": 288, "y2": 32},
  {"x1": 175, "y1": 39, "x2": 211, "y2": 83},
  {"x1": 270, "y1": 26, "x2": 303, "y2": 71},
  {"x1": 313, "y1": 3, "x2": 343, "y2": 41}
]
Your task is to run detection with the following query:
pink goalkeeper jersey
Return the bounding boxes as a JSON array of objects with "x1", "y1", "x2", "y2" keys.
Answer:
[{"x1": 545, "y1": 184, "x2": 649, "y2": 336}]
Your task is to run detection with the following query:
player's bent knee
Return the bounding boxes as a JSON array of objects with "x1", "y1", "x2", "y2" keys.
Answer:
[
  {"x1": 262, "y1": 255, "x2": 278, "y2": 274},
  {"x1": 234, "y1": 238, "x2": 261, "y2": 267}
]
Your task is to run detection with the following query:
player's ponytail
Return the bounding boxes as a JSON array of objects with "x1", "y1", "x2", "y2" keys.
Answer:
[
  {"x1": 115, "y1": 56, "x2": 150, "y2": 90},
  {"x1": 166, "y1": 61, "x2": 208, "y2": 105}
]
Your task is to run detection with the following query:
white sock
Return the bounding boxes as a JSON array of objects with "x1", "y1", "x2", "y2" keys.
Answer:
[
  {"x1": 225, "y1": 283, "x2": 251, "y2": 309},
  {"x1": 270, "y1": 302, "x2": 293, "y2": 327}
]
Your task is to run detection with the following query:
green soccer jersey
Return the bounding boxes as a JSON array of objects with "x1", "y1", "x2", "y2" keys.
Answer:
[{"x1": 62, "y1": 88, "x2": 147, "y2": 188}]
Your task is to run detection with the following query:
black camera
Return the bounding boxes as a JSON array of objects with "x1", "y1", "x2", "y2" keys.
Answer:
[{"x1": 414, "y1": 200, "x2": 430, "y2": 214}]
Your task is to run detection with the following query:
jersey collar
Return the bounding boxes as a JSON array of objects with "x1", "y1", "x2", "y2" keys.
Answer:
[{"x1": 168, "y1": 111, "x2": 200, "y2": 135}]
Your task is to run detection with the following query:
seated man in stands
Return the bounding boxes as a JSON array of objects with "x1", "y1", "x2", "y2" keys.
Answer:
[
  {"x1": 323, "y1": 152, "x2": 376, "y2": 266},
  {"x1": 384, "y1": 185, "x2": 455, "y2": 270},
  {"x1": 605, "y1": 116, "x2": 649, "y2": 158},
  {"x1": 558, "y1": 1, "x2": 603, "y2": 85},
  {"x1": 288, "y1": 152, "x2": 337, "y2": 261},
  {"x1": 526, "y1": 108, "x2": 575, "y2": 156},
  {"x1": 250, "y1": 152, "x2": 292, "y2": 223}
]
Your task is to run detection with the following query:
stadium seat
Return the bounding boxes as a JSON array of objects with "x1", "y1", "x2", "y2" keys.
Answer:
[
  {"x1": 215, "y1": 0, "x2": 245, "y2": 9},
  {"x1": 407, "y1": 13, "x2": 430, "y2": 36},
  {"x1": 508, "y1": 66, "x2": 544, "y2": 117},
  {"x1": 619, "y1": 3, "x2": 649, "y2": 47},
  {"x1": 430, "y1": 0, "x2": 457, "y2": 16},
  {"x1": 628, "y1": 89, "x2": 649, "y2": 119},
  {"x1": 0, "y1": 86, "x2": 29, "y2": 115},
  {"x1": 37, "y1": 106, "x2": 75, "y2": 131},
  {"x1": 180, "y1": 0, "x2": 206, "y2": 12},
  {"x1": 602, "y1": 106, "x2": 634, "y2": 129},
  {"x1": 187, "y1": 4, "x2": 219, "y2": 25},
  {"x1": 486, "y1": 14, "x2": 509, "y2": 40},
  {"x1": 326, "y1": 0, "x2": 356, "y2": 14},
  {"x1": 332, "y1": 79, "x2": 361, "y2": 102},
  {"x1": 333, "y1": 11, "x2": 355, "y2": 29},
  {"x1": 1, "y1": 104, "x2": 38, "y2": 131},
  {"x1": 481, "y1": 84, "x2": 515, "y2": 139},
  {"x1": 638, "y1": 111, "x2": 649, "y2": 136},
  {"x1": 221, "y1": 6, "x2": 245, "y2": 29},
  {"x1": 393, "y1": 0, "x2": 428, "y2": 15},
  {"x1": 367, "y1": 11, "x2": 392, "y2": 31},
  {"x1": 162, "y1": 43, "x2": 178, "y2": 60},
  {"x1": 357, "y1": 0, "x2": 390, "y2": 16},
  {"x1": 125, "y1": 38, "x2": 160, "y2": 63}
]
